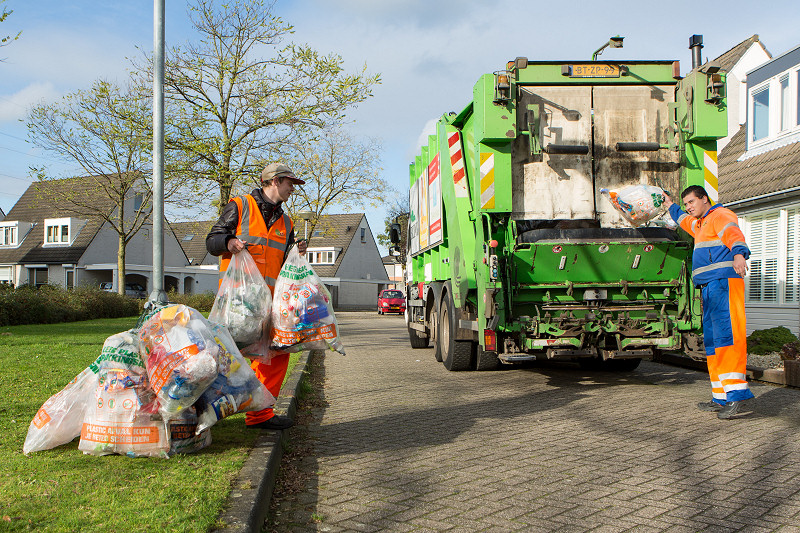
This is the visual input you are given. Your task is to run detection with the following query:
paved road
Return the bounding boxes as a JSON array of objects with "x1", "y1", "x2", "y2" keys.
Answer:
[{"x1": 271, "y1": 311, "x2": 800, "y2": 532}]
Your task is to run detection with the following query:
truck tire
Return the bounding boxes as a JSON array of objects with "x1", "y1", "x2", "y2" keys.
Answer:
[
  {"x1": 431, "y1": 306, "x2": 443, "y2": 362},
  {"x1": 475, "y1": 345, "x2": 499, "y2": 371},
  {"x1": 439, "y1": 292, "x2": 472, "y2": 371},
  {"x1": 408, "y1": 326, "x2": 429, "y2": 349}
]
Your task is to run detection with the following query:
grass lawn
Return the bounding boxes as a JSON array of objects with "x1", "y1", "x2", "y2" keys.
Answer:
[{"x1": 0, "y1": 316, "x2": 301, "y2": 532}]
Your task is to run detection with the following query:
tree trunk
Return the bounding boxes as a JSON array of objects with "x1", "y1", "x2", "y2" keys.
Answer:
[{"x1": 117, "y1": 233, "x2": 126, "y2": 296}]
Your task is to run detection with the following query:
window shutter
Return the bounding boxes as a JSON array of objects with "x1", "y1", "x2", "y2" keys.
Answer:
[
  {"x1": 764, "y1": 215, "x2": 779, "y2": 302},
  {"x1": 746, "y1": 212, "x2": 780, "y2": 303},
  {"x1": 787, "y1": 208, "x2": 799, "y2": 303},
  {"x1": 748, "y1": 215, "x2": 764, "y2": 302}
]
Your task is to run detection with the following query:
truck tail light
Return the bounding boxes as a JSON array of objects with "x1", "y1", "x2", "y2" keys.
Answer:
[{"x1": 484, "y1": 329, "x2": 497, "y2": 352}]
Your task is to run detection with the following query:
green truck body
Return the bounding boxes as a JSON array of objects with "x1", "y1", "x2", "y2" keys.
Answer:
[{"x1": 402, "y1": 46, "x2": 727, "y2": 371}]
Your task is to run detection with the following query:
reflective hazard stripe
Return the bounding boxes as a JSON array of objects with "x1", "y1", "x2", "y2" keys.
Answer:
[
  {"x1": 693, "y1": 260, "x2": 734, "y2": 276},
  {"x1": 704, "y1": 151, "x2": 719, "y2": 203},
  {"x1": 448, "y1": 132, "x2": 468, "y2": 198},
  {"x1": 480, "y1": 152, "x2": 495, "y2": 209},
  {"x1": 719, "y1": 372, "x2": 747, "y2": 382}
]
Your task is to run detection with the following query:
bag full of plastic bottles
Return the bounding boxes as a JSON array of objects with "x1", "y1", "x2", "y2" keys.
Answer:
[
  {"x1": 23, "y1": 330, "x2": 144, "y2": 455},
  {"x1": 601, "y1": 184, "x2": 667, "y2": 227},
  {"x1": 138, "y1": 305, "x2": 220, "y2": 420},
  {"x1": 270, "y1": 248, "x2": 345, "y2": 355},
  {"x1": 194, "y1": 322, "x2": 275, "y2": 433},
  {"x1": 168, "y1": 407, "x2": 211, "y2": 456},
  {"x1": 209, "y1": 249, "x2": 272, "y2": 347}
]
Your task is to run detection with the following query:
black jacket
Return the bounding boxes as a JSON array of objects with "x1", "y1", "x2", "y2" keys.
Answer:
[{"x1": 205, "y1": 188, "x2": 296, "y2": 256}]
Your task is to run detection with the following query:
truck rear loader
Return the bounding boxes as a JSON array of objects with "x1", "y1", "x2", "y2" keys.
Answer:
[{"x1": 396, "y1": 35, "x2": 726, "y2": 371}]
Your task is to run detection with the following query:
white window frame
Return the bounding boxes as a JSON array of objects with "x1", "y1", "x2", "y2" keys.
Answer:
[
  {"x1": 0, "y1": 223, "x2": 18, "y2": 246},
  {"x1": 747, "y1": 67, "x2": 800, "y2": 149},
  {"x1": 306, "y1": 247, "x2": 336, "y2": 265},
  {"x1": 743, "y1": 207, "x2": 800, "y2": 306},
  {"x1": 43, "y1": 217, "x2": 72, "y2": 246}
]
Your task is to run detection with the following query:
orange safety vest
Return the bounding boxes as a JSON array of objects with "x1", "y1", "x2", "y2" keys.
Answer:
[{"x1": 219, "y1": 194, "x2": 293, "y2": 290}]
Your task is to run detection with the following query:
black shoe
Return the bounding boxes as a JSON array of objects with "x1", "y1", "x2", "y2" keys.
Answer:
[
  {"x1": 717, "y1": 401, "x2": 742, "y2": 420},
  {"x1": 697, "y1": 401, "x2": 723, "y2": 412},
  {"x1": 246, "y1": 415, "x2": 294, "y2": 430}
]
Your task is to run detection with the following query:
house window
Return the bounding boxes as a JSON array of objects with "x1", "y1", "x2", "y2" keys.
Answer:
[
  {"x1": 306, "y1": 249, "x2": 335, "y2": 265},
  {"x1": 134, "y1": 193, "x2": 144, "y2": 212},
  {"x1": 65, "y1": 269, "x2": 74, "y2": 289},
  {"x1": 752, "y1": 87, "x2": 769, "y2": 142},
  {"x1": 361, "y1": 227, "x2": 366, "y2": 243},
  {"x1": 780, "y1": 76, "x2": 791, "y2": 132},
  {"x1": 182, "y1": 234, "x2": 194, "y2": 241},
  {"x1": 29, "y1": 268, "x2": 48, "y2": 287},
  {"x1": 44, "y1": 218, "x2": 70, "y2": 245},
  {"x1": 786, "y1": 208, "x2": 800, "y2": 303},
  {"x1": 0, "y1": 266, "x2": 12, "y2": 285},
  {"x1": 747, "y1": 212, "x2": 779, "y2": 303},
  {"x1": 0, "y1": 225, "x2": 17, "y2": 246}
]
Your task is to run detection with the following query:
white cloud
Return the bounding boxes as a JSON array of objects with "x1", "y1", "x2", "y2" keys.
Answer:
[
  {"x1": 0, "y1": 82, "x2": 60, "y2": 122},
  {"x1": 414, "y1": 118, "x2": 439, "y2": 154}
]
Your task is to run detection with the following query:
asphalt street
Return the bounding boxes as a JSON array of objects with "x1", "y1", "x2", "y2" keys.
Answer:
[{"x1": 269, "y1": 311, "x2": 800, "y2": 532}]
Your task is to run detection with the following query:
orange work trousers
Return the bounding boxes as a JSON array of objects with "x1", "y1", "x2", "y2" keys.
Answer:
[
  {"x1": 701, "y1": 277, "x2": 754, "y2": 404},
  {"x1": 245, "y1": 351, "x2": 291, "y2": 425}
]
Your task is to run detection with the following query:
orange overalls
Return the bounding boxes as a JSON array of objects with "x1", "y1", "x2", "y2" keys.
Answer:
[
  {"x1": 670, "y1": 203, "x2": 754, "y2": 404},
  {"x1": 220, "y1": 194, "x2": 293, "y2": 425}
]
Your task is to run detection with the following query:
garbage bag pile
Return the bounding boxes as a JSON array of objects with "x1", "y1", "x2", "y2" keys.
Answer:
[
  {"x1": 209, "y1": 250, "x2": 272, "y2": 347},
  {"x1": 601, "y1": 184, "x2": 668, "y2": 227},
  {"x1": 23, "y1": 304, "x2": 274, "y2": 458},
  {"x1": 270, "y1": 248, "x2": 345, "y2": 355}
]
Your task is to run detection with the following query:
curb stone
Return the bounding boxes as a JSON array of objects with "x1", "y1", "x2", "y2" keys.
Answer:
[{"x1": 212, "y1": 350, "x2": 313, "y2": 533}]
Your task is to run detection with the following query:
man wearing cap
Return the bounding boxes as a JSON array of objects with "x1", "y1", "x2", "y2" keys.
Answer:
[{"x1": 206, "y1": 162, "x2": 308, "y2": 430}]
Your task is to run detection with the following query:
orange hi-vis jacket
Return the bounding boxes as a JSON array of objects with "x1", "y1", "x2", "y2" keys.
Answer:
[
  {"x1": 668, "y1": 203, "x2": 750, "y2": 285},
  {"x1": 219, "y1": 194, "x2": 293, "y2": 290}
]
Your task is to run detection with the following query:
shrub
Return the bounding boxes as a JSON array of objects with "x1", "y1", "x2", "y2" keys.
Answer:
[
  {"x1": 747, "y1": 327, "x2": 800, "y2": 355},
  {"x1": 0, "y1": 284, "x2": 139, "y2": 327},
  {"x1": 166, "y1": 289, "x2": 216, "y2": 313}
]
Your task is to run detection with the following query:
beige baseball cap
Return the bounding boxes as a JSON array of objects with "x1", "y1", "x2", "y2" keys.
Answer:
[{"x1": 261, "y1": 163, "x2": 305, "y2": 185}]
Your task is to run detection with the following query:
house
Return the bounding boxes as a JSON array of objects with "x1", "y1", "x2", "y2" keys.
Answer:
[
  {"x1": 382, "y1": 255, "x2": 404, "y2": 290},
  {"x1": 170, "y1": 220, "x2": 216, "y2": 267},
  {"x1": 0, "y1": 177, "x2": 219, "y2": 294},
  {"x1": 717, "y1": 42, "x2": 800, "y2": 336},
  {"x1": 714, "y1": 35, "x2": 772, "y2": 152},
  {"x1": 304, "y1": 213, "x2": 389, "y2": 309}
]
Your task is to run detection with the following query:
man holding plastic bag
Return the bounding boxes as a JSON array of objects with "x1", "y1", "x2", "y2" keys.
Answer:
[{"x1": 206, "y1": 163, "x2": 307, "y2": 431}]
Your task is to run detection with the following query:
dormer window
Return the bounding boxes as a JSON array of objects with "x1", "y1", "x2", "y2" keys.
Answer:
[
  {"x1": 0, "y1": 224, "x2": 18, "y2": 246},
  {"x1": 43, "y1": 217, "x2": 84, "y2": 246},
  {"x1": 306, "y1": 247, "x2": 337, "y2": 265}
]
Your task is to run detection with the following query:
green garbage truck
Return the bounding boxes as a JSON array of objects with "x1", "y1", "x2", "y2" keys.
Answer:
[{"x1": 395, "y1": 35, "x2": 727, "y2": 371}]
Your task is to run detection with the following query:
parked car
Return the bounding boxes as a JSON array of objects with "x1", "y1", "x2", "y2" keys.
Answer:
[
  {"x1": 377, "y1": 289, "x2": 405, "y2": 315},
  {"x1": 100, "y1": 282, "x2": 147, "y2": 299}
]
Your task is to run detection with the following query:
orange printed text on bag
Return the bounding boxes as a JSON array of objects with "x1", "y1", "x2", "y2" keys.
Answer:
[{"x1": 219, "y1": 194, "x2": 293, "y2": 290}]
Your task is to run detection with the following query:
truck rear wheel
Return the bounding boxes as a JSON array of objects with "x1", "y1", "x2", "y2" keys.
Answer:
[
  {"x1": 440, "y1": 292, "x2": 472, "y2": 371},
  {"x1": 431, "y1": 306, "x2": 443, "y2": 362},
  {"x1": 408, "y1": 326, "x2": 429, "y2": 349}
]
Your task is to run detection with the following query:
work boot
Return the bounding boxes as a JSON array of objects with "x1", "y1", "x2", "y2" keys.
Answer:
[
  {"x1": 697, "y1": 401, "x2": 722, "y2": 412},
  {"x1": 717, "y1": 401, "x2": 742, "y2": 420},
  {"x1": 246, "y1": 415, "x2": 294, "y2": 430}
]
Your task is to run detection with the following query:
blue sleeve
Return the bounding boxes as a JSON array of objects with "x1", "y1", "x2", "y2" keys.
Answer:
[
  {"x1": 731, "y1": 245, "x2": 750, "y2": 260},
  {"x1": 668, "y1": 204, "x2": 685, "y2": 223}
]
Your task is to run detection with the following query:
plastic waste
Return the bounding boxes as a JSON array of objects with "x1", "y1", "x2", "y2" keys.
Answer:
[
  {"x1": 270, "y1": 248, "x2": 345, "y2": 355},
  {"x1": 209, "y1": 249, "x2": 272, "y2": 347},
  {"x1": 601, "y1": 184, "x2": 667, "y2": 227},
  {"x1": 194, "y1": 323, "x2": 275, "y2": 433},
  {"x1": 23, "y1": 329, "x2": 145, "y2": 455},
  {"x1": 168, "y1": 407, "x2": 211, "y2": 455},
  {"x1": 138, "y1": 305, "x2": 219, "y2": 419}
]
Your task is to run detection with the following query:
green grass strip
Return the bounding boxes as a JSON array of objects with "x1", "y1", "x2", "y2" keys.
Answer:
[{"x1": 1, "y1": 317, "x2": 301, "y2": 532}]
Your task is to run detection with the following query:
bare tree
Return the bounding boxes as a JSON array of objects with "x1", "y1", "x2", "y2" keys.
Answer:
[
  {"x1": 0, "y1": 0, "x2": 21, "y2": 57},
  {"x1": 133, "y1": 0, "x2": 381, "y2": 214},
  {"x1": 282, "y1": 126, "x2": 392, "y2": 230},
  {"x1": 26, "y1": 78, "x2": 166, "y2": 294}
]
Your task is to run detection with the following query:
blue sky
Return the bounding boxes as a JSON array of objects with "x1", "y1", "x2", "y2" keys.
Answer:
[{"x1": 1, "y1": 0, "x2": 799, "y2": 252}]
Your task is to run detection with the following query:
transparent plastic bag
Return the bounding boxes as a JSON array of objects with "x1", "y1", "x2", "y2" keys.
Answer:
[
  {"x1": 209, "y1": 249, "x2": 272, "y2": 347},
  {"x1": 23, "y1": 329, "x2": 145, "y2": 455},
  {"x1": 601, "y1": 184, "x2": 667, "y2": 227},
  {"x1": 194, "y1": 323, "x2": 275, "y2": 433},
  {"x1": 138, "y1": 305, "x2": 220, "y2": 419},
  {"x1": 168, "y1": 408, "x2": 211, "y2": 456},
  {"x1": 270, "y1": 248, "x2": 345, "y2": 355}
]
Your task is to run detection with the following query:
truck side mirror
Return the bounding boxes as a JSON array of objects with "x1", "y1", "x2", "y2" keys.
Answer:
[{"x1": 389, "y1": 223, "x2": 401, "y2": 244}]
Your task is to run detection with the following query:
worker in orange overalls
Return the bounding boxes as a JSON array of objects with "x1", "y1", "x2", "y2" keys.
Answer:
[
  {"x1": 206, "y1": 163, "x2": 308, "y2": 430},
  {"x1": 665, "y1": 185, "x2": 754, "y2": 420}
]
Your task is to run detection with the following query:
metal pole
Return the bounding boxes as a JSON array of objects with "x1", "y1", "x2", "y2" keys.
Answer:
[{"x1": 149, "y1": 0, "x2": 168, "y2": 305}]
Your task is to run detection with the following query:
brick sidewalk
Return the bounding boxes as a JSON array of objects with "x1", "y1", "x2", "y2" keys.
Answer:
[{"x1": 270, "y1": 311, "x2": 800, "y2": 532}]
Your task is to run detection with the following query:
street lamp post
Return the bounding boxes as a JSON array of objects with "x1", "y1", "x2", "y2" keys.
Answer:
[{"x1": 298, "y1": 210, "x2": 315, "y2": 240}]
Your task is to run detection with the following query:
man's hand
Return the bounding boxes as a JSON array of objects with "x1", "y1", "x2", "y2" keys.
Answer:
[
  {"x1": 227, "y1": 237, "x2": 246, "y2": 254},
  {"x1": 733, "y1": 254, "x2": 748, "y2": 277},
  {"x1": 662, "y1": 192, "x2": 674, "y2": 209},
  {"x1": 297, "y1": 239, "x2": 308, "y2": 255}
]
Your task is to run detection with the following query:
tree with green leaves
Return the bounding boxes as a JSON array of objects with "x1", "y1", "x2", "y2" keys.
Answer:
[
  {"x1": 283, "y1": 126, "x2": 391, "y2": 231},
  {"x1": 134, "y1": 0, "x2": 381, "y2": 214},
  {"x1": 26, "y1": 78, "x2": 164, "y2": 295},
  {"x1": 1, "y1": 0, "x2": 21, "y2": 54},
  {"x1": 377, "y1": 195, "x2": 409, "y2": 259}
]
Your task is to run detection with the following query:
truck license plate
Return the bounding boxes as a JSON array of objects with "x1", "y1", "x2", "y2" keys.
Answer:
[{"x1": 569, "y1": 64, "x2": 620, "y2": 78}]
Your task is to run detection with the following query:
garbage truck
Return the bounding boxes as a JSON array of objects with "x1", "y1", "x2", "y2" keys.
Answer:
[{"x1": 393, "y1": 35, "x2": 727, "y2": 371}]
